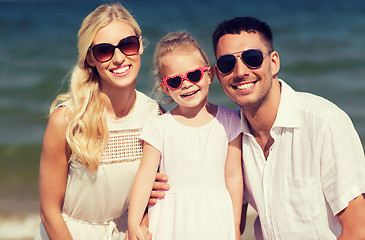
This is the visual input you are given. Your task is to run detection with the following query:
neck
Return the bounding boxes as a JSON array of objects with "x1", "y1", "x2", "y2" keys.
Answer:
[
  {"x1": 101, "y1": 86, "x2": 137, "y2": 119},
  {"x1": 242, "y1": 79, "x2": 281, "y2": 137},
  {"x1": 171, "y1": 100, "x2": 217, "y2": 127},
  {"x1": 241, "y1": 79, "x2": 281, "y2": 158}
]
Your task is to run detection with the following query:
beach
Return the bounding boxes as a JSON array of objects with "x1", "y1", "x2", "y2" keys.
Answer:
[
  {"x1": 0, "y1": 198, "x2": 257, "y2": 240},
  {"x1": 1, "y1": 0, "x2": 364, "y2": 239}
]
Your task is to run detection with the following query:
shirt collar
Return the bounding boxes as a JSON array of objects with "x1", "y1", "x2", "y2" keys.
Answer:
[
  {"x1": 240, "y1": 79, "x2": 299, "y2": 135},
  {"x1": 273, "y1": 79, "x2": 299, "y2": 129}
]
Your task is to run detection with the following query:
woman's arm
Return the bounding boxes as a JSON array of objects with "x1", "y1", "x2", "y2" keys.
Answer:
[
  {"x1": 39, "y1": 106, "x2": 72, "y2": 239},
  {"x1": 225, "y1": 134, "x2": 243, "y2": 240},
  {"x1": 128, "y1": 143, "x2": 161, "y2": 240}
]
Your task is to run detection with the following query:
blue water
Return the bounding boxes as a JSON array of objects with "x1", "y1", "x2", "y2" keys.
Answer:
[{"x1": 0, "y1": 0, "x2": 364, "y2": 201}]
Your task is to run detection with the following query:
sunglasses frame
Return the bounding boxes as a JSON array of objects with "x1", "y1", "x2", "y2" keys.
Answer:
[
  {"x1": 216, "y1": 49, "x2": 273, "y2": 74},
  {"x1": 89, "y1": 35, "x2": 140, "y2": 63},
  {"x1": 163, "y1": 66, "x2": 210, "y2": 90}
]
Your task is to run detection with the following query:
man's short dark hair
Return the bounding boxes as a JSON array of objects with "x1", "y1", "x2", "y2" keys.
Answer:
[{"x1": 212, "y1": 17, "x2": 273, "y2": 57}]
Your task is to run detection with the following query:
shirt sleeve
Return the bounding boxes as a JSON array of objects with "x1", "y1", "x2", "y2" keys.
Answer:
[
  {"x1": 140, "y1": 115, "x2": 163, "y2": 154},
  {"x1": 223, "y1": 106, "x2": 242, "y2": 142},
  {"x1": 320, "y1": 111, "x2": 365, "y2": 215}
]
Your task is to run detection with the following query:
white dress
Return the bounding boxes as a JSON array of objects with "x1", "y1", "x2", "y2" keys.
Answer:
[
  {"x1": 140, "y1": 105, "x2": 241, "y2": 240},
  {"x1": 35, "y1": 91, "x2": 159, "y2": 240}
]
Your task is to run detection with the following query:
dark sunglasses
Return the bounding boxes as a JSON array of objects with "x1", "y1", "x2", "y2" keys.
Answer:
[
  {"x1": 89, "y1": 35, "x2": 140, "y2": 63},
  {"x1": 163, "y1": 67, "x2": 209, "y2": 90},
  {"x1": 216, "y1": 49, "x2": 272, "y2": 74}
]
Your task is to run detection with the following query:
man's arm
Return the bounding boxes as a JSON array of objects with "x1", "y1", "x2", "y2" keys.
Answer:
[{"x1": 337, "y1": 193, "x2": 365, "y2": 239}]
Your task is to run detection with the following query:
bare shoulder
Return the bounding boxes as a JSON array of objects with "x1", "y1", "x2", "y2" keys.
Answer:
[
  {"x1": 42, "y1": 106, "x2": 71, "y2": 159},
  {"x1": 47, "y1": 105, "x2": 71, "y2": 129}
]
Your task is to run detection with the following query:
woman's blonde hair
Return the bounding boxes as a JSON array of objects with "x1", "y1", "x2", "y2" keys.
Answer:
[
  {"x1": 50, "y1": 3, "x2": 141, "y2": 171},
  {"x1": 151, "y1": 32, "x2": 210, "y2": 103}
]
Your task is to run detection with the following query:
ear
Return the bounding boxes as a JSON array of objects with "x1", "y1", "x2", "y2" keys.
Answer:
[
  {"x1": 138, "y1": 36, "x2": 144, "y2": 55},
  {"x1": 270, "y1": 50, "x2": 280, "y2": 77},
  {"x1": 214, "y1": 65, "x2": 222, "y2": 84},
  {"x1": 207, "y1": 66, "x2": 215, "y2": 84},
  {"x1": 86, "y1": 51, "x2": 96, "y2": 67},
  {"x1": 160, "y1": 82, "x2": 171, "y2": 96}
]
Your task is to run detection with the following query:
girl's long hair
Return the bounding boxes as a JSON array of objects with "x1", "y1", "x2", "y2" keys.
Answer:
[{"x1": 50, "y1": 3, "x2": 141, "y2": 171}]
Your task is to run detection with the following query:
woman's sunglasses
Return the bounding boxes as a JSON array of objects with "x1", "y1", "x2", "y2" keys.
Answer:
[
  {"x1": 163, "y1": 67, "x2": 209, "y2": 90},
  {"x1": 216, "y1": 49, "x2": 272, "y2": 74},
  {"x1": 89, "y1": 35, "x2": 140, "y2": 63}
]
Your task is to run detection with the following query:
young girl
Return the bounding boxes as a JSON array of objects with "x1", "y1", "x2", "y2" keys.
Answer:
[
  {"x1": 128, "y1": 32, "x2": 243, "y2": 240},
  {"x1": 35, "y1": 4, "x2": 159, "y2": 240}
]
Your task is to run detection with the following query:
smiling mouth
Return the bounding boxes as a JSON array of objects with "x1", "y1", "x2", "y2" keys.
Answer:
[
  {"x1": 111, "y1": 65, "x2": 130, "y2": 74},
  {"x1": 232, "y1": 81, "x2": 257, "y2": 90},
  {"x1": 181, "y1": 90, "x2": 199, "y2": 97}
]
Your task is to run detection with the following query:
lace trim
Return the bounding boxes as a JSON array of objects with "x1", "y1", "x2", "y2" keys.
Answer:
[
  {"x1": 99, "y1": 158, "x2": 141, "y2": 165},
  {"x1": 100, "y1": 128, "x2": 143, "y2": 163}
]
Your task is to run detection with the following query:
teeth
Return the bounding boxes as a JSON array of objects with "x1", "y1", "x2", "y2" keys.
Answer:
[
  {"x1": 113, "y1": 66, "x2": 129, "y2": 74},
  {"x1": 182, "y1": 90, "x2": 197, "y2": 97},
  {"x1": 236, "y1": 82, "x2": 254, "y2": 90}
]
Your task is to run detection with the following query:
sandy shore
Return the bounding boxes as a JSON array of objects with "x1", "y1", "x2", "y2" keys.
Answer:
[{"x1": 0, "y1": 196, "x2": 257, "y2": 240}]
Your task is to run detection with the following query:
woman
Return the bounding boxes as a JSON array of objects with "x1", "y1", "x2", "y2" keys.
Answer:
[{"x1": 35, "y1": 3, "x2": 159, "y2": 239}]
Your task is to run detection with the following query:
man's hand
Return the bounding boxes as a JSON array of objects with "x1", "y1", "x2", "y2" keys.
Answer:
[{"x1": 148, "y1": 173, "x2": 170, "y2": 205}]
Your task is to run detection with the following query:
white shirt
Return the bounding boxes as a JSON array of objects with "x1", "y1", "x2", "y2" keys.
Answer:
[{"x1": 241, "y1": 79, "x2": 365, "y2": 240}]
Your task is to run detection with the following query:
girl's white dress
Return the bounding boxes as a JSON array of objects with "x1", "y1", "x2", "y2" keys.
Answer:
[
  {"x1": 140, "y1": 105, "x2": 241, "y2": 240},
  {"x1": 35, "y1": 91, "x2": 159, "y2": 240}
]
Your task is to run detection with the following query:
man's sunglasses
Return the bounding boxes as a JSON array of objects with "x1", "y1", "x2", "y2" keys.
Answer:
[
  {"x1": 89, "y1": 35, "x2": 140, "y2": 63},
  {"x1": 163, "y1": 67, "x2": 209, "y2": 90},
  {"x1": 216, "y1": 49, "x2": 272, "y2": 74}
]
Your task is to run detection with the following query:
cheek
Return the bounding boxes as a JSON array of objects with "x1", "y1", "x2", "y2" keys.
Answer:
[
  {"x1": 94, "y1": 63, "x2": 109, "y2": 76},
  {"x1": 133, "y1": 57, "x2": 141, "y2": 70},
  {"x1": 218, "y1": 77, "x2": 231, "y2": 90}
]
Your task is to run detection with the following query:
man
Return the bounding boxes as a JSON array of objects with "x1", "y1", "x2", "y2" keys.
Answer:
[{"x1": 150, "y1": 17, "x2": 365, "y2": 239}]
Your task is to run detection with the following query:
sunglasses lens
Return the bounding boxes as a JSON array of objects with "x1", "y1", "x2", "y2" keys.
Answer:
[
  {"x1": 166, "y1": 76, "x2": 182, "y2": 89},
  {"x1": 119, "y1": 36, "x2": 140, "y2": 56},
  {"x1": 187, "y1": 69, "x2": 203, "y2": 83},
  {"x1": 217, "y1": 54, "x2": 236, "y2": 74},
  {"x1": 242, "y1": 49, "x2": 264, "y2": 68},
  {"x1": 92, "y1": 44, "x2": 114, "y2": 62}
]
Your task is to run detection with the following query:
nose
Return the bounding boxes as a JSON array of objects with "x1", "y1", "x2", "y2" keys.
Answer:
[
  {"x1": 180, "y1": 77, "x2": 193, "y2": 89},
  {"x1": 111, "y1": 48, "x2": 125, "y2": 63},
  {"x1": 234, "y1": 56, "x2": 250, "y2": 78}
]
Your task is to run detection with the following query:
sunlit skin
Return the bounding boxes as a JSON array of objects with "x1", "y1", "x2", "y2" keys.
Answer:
[{"x1": 87, "y1": 20, "x2": 143, "y2": 118}]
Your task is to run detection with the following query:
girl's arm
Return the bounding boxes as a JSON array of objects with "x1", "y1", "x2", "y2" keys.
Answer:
[
  {"x1": 128, "y1": 142, "x2": 161, "y2": 240},
  {"x1": 225, "y1": 133, "x2": 243, "y2": 240},
  {"x1": 39, "y1": 106, "x2": 72, "y2": 239}
]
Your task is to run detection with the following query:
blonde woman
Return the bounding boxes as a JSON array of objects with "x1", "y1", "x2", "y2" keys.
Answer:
[{"x1": 35, "y1": 3, "x2": 159, "y2": 240}]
